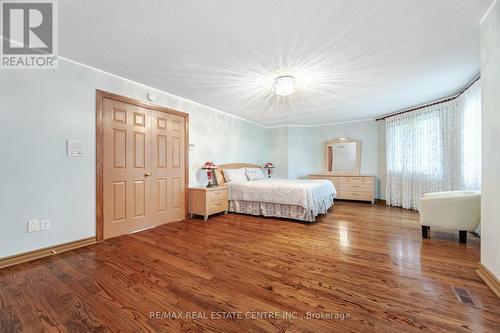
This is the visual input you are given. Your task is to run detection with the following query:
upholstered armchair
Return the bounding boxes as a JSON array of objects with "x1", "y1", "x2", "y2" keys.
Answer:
[{"x1": 419, "y1": 191, "x2": 480, "y2": 243}]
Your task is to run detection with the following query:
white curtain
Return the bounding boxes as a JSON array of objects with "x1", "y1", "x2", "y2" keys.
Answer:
[{"x1": 386, "y1": 80, "x2": 481, "y2": 210}]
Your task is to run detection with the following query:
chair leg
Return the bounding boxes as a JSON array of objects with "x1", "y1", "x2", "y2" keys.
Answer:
[
  {"x1": 422, "y1": 225, "x2": 430, "y2": 238},
  {"x1": 459, "y1": 230, "x2": 467, "y2": 244}
]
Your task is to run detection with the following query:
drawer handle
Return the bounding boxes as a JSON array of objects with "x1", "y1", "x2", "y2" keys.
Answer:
[
  {"x1": 351, "y1": 193, "x2": 359, "y2": 196},
  {"x1": 352, "y1": 185, "x2": 360, "y2": 188}
]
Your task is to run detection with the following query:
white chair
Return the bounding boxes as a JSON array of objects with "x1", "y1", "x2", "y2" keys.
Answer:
[{"x1": 419, "y1": 191, "x2": 480, "y2": 244}]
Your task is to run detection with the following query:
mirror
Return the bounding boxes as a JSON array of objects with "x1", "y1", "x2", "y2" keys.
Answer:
[{"x1": 326, "y1": 138, "x2": 361, "y2": 175}]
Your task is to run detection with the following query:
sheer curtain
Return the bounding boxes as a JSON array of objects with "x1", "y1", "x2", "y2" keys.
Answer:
[{"x1": 386, "y1": 80, "x2": 481, "y2": 210}]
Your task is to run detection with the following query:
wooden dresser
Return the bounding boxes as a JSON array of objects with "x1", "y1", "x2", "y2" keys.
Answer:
[
  {"x1": 189, "y1": 186, "x2": 229, "y2": 221},
  {"x1": 309, "y1": 174, "x2": 375, "y2": 204}
]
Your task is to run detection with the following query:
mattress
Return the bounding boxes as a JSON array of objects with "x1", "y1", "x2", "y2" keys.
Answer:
[{"x1": 227, "y1": 178, "x2": 336, "y2": 221}]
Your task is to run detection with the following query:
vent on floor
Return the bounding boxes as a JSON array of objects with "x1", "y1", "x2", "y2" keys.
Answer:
[{"x1": 453, "y1": 287, "x2": 478, "y2": 308}]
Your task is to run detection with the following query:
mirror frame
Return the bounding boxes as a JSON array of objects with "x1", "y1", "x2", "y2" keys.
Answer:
[{"x1": 326, "y1": 138, "x2": 361, "y2": 175}]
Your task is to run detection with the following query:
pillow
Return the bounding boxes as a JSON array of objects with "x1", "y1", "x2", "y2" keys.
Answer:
[
  {"x1": 245, "y1": 168, "x2": 266, "y2": 181},
  {"x1": 222, "y1": 168, "x2": 248, "y2": 183}
]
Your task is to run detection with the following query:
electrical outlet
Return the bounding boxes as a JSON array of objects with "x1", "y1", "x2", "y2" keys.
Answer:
[
  {"x1": 41, "y1": 219, "x2": 51, "y2": 231},
  {"x1": 27, "y1": 219, "x2": 40, "y2": 233}
]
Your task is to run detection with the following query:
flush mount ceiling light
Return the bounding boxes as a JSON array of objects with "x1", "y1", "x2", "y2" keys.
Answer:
[{"x1": 274, "y1": 75, "x2": 297, "y2": 96}]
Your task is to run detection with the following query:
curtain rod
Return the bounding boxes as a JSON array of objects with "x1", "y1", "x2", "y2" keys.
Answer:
[{"x1": 376, "y1": 74, "x2": 481, "y2": 121}]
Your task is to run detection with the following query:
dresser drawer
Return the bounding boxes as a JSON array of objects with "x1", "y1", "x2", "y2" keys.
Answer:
[
  {"x1": 207, "y1": 199, "x2": 228, "y2": 214},
  {"x1": 344, "y1": 176, "x2": 373, "y2": 184},
  {"x1": 207, "y1": 189, "x2": 228, "y2": 203},
  {"x1": 340, "y1": 183, "x2": 373, "y2": 192},
  {"x1": 309, "y1": 176, "x2": 341, "y2": 189},
  {"x1": 327, "y1": 177, "x2": 342, "y2": 189},
  {"x1": 340, "y1": 191, "x2": 373, "y2": 201}
]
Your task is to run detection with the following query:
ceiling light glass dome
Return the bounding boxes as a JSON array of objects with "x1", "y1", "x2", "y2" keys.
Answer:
[{"x1": 274, "y1": 75, "x2": 297, "y2": 96}]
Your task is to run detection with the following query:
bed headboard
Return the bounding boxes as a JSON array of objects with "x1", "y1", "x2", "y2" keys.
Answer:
[{"x1": 215, "y1": 163, "x2": 262, "y2": 186}]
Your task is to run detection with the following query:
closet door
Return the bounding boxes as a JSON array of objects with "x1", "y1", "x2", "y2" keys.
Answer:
[
  {"x1": 101, "y1": 92, "x2": 188, "y2": 240},
  {"x1": 102, "y1": 98, "x2": 152, "y2": 239},
  {"x1": 150, "y1": 111, "x2": 186, "y2": 225}
]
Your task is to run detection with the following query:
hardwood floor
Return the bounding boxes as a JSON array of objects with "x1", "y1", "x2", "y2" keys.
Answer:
[{"x1": 1, "y1": 202, "x2": 499, "y2": 332}]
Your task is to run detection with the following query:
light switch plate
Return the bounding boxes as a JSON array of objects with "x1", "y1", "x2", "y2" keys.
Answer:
[
  {"x1": 41, "y1": 219, "x2": 51, "y2": 231},
  {"x1": 67, "y1": 140, "x2": 84, "y2": 157},
  {"x1": 27, "y1": 219, "x2": 40, "y2": 233}
]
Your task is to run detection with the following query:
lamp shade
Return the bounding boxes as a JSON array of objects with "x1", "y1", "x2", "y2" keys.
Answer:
[
  {"x1": 202, "y1": 161, "x2": 218, "y2": 170},
  {"x1": 264, "y1": 162, "x2": 275, "y2": 169}
]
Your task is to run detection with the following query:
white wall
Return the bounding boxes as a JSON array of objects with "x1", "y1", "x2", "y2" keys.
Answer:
[
  {"x1": 480, "y1": 0, "x2": 500, "y2": 279},
  {"x1": 0, "y1": 59, "x2": 269, "y2": 258},
  {"x1": 287, "y1": 126, "x2": 318, "y2": 179},
  {"x1": 270, "y1": 120, "x2": 385, "y2": 198},
  {"x1": 268, "y1": 126, "x2": 289, "y2": 178}
]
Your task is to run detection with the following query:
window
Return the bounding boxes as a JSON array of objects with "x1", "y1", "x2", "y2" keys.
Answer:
[{"x1": 386, "y1": 80, "x2": 481, "y2": 210}]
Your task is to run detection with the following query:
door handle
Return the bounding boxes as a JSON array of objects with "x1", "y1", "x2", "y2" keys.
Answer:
[{"x1": 145, "y1": 171, "x2": 151, "y2": 177}]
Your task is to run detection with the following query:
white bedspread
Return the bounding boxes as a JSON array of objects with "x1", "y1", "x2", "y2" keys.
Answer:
[{"x1": 228, "y1": 178, "x2": 336, "y2": 214}]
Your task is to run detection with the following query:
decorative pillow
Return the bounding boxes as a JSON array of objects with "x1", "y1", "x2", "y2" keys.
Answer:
[
  {"x1": 245, "y1": 168, "x2": 266, "y2": 181},
  {"x1": 222, "y1": 168, "x2": 248, "y2": 183}
]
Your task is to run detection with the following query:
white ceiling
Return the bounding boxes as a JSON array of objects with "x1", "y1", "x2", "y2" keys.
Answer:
[{"x1": 60, "y1": 0, "x2": 492, "y2": 126}]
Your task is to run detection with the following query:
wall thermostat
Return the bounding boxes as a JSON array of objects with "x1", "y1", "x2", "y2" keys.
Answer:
[{"x1": 67, "y1": 140, "x2": 84, "y2": 157}]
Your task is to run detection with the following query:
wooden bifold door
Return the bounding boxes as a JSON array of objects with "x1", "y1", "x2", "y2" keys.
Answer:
[{"x1": 97, "y1": 91, "x2": 188, "y2": 240}]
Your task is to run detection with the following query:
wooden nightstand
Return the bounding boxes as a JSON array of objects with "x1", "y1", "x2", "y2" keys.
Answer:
[{"x1": 189, "y1": 186, "x2": 229, "y2": 221}]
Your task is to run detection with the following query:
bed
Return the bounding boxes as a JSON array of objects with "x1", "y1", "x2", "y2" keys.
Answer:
[{"x1": 214, "y1": 163, "x2": 336, "y2": 222}]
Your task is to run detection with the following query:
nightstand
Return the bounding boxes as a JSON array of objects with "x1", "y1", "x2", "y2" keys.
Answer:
[{"x1": 189, "y1": 186, "x2": 229, "y2": 221}]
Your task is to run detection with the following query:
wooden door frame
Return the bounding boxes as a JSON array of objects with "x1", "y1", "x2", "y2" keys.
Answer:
[{"x1": 96, "y1": 90, "x2": 190, "y2": 242}]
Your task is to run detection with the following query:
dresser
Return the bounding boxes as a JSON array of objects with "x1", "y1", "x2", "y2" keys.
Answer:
[
  {"x1": 309, "y1": 174, "x2": 375, "y2": 204},
  {"x1": 189, "y1": 186, "x2": 229, "y2": 221}
]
